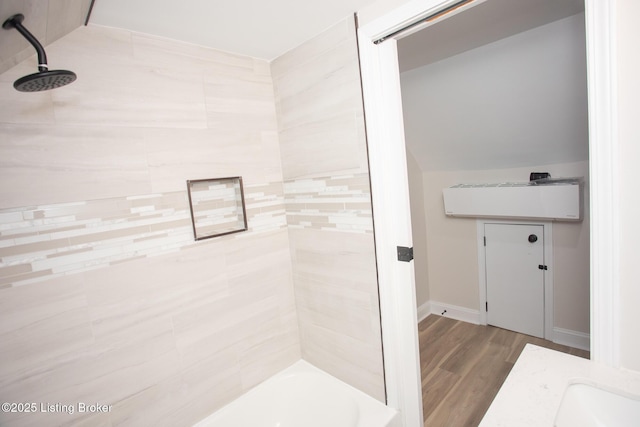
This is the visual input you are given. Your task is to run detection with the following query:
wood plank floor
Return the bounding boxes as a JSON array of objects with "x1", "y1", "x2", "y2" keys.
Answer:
[{"x1": 419, "y1": 315, "x2": 589, "y2": 427}]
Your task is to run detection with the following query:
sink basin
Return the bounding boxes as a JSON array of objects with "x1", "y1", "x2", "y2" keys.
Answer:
[{"x1": 555, "y1": 382, "x2": 640, "y2": 426}]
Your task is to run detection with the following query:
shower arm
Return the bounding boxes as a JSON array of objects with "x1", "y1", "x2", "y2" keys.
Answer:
[{"x1": 2, "y1": 14, "x2": 48, "y2": 72}]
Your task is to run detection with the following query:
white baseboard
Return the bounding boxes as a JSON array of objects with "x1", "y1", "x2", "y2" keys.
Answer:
[
  {"x1": 417, "y1": 301, "x2": 590, "y2": 352},
  {"x1": 417, "y1": 301, "x2": 432, "y2": 323},
  {"x1": 553, "y1": 327, "x2": 591, "y2": 352},
  {"x1": 417, "y1": 300, "x2": 481, "y2": 325}
]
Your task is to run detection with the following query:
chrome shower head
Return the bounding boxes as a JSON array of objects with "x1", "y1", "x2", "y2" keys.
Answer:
[{"x1": 3, "y1": 13, "x2": 77, "y2": 92}]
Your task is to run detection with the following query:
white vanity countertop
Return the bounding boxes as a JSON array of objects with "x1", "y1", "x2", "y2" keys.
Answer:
[{"x1": 479, "y1": 343, "x2": 640, "y2": 426}]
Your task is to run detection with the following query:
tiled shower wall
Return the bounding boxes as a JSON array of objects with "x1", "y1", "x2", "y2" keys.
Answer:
[
  {"x1": 272, "y1": 17, "x2": 386, "y2": 401},
  {"x1": 0, "y1": 14, "x2": 385, "y2": 427},
  {"x1": 0, "y1": 25, "x2": 298, "y2": 427}
]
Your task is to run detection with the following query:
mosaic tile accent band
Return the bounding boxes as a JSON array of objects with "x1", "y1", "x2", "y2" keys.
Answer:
[
  {"x1": 0, "y1": 182, "x2": 286, "y2": 288},
  {"x1": 0, "y1": 173, "x2": 372, "y2": 288},
  {"x1": 284, "y1": 173, "x2": 373, "y2": 233}
]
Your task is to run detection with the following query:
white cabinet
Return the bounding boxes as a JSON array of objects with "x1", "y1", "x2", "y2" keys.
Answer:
[{"x1": 442, "y1": 180, "x2": 582, "y2": 221}]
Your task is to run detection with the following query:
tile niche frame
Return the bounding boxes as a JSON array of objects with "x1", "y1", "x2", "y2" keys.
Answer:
[{"x1": 186, "y1": 176, "x2": 248, "y2": 241}]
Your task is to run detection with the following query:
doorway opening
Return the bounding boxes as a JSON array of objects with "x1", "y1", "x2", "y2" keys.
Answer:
[
  {"x1": 397, "y1": 0, "x2": 590, "y2": 349},
  {"x1": 358, "y1": 0, "x2": 617, "y2": 426}
]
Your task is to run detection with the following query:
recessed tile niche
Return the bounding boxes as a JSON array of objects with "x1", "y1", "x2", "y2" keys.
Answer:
[{"x1": 186, "y1": 177, "x2": 248, "y2": 240}]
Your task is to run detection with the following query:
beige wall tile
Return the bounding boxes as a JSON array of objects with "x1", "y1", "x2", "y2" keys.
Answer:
[
  {"x1": 175, "y1": 347, "x2": 243, "y2": 426},
  {"x1": 239, "y1": 326, "x2": 300, "y2": 390},
  {"x1": 0, "y1": 276, "x2": 92, "y2": 401},
  {"x1": 0, "y1": 86, "x2": 55, "y2": 124},
  {"x1": 144, "y1": 129, "x2": 282, "y2": 192},
  {"x1": 277, "y1": 115, "x2": 361, "y2": 178},
  {"x1": 295, "y1": 280, "x2": 380, "y2": 343},
  {"x1": 0, "y1": 317, "x2": 180, "y2": 426},
  {"x1": 270, "y1": 18, "x2": 354, "y2": 78},
  {"x1": 131, "y1": 32, "x2": 255, "y2": 76},
  {"x1": 108, "y1": 374, "x2": 184, "y2": 427},
  {"x1": 48, "y1": 27, "x2": 208, "y2": 129},
  {"x1": 272, "y1": 17, "x2": 367, "y2": 181},
  {"x1": 289, "y1": 228, "x2": 378, "y2": 292},
  {"x1": 53, "y1": 71, "x2": 208, "y2": 129},
  {"x1": 84, "y1": 245, "x2": 226, "y2": 335},
  {"x1": 300, "y1": 321, "x2": 385, "y2": 402},
  {"x1": 0, "y1": 230, "x2": 300, "y2": 426},
  {"x1": 272, "y1": 15, "x2": 383, "y2": 401},
  {"x1": 273, "y1": 38, "x2": 359, "y2": 110},
  {"x1": 2, "y1": 325, "x2": 178, "y2": 402},
  {"x1": 46, "y1": 0, "x2": 93, "y2": 44},
  {"x1": 52, "y1": 24, "x2": 134, "y2": 67},
  {"x1": 0, "y1": 275, "x2": 86, "y2": 335},
  {"x1": 287, "y1": 227, "x2": 384, "y2": 400},
  {"x1": 0, "y1": 125, "x2": 151, "y2": 207},
  {"x1": 0, "y1": 306, "x2": 93, "y2": 382},
  {"x1": 108, "y1": 347, "x2": 241, "y2": 427},
  {"x1": 0, "y1": 23, "x2": 302, "y2": 426},
  {"x1": 1, "y1": 23, "x2": 282, "y2": 202},
  {"x1": 204, "y1": 98, "x2": 277, "y2": 132}
]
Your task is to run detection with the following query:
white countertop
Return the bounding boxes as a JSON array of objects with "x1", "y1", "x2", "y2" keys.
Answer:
[{"x1": 479, "y1": 344, "x2": 640, "y2": 426}]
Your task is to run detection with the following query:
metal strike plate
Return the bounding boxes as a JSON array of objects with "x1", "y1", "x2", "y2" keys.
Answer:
[{"x1": 397, "y1": 246, "x2": 414, "y2": 262}]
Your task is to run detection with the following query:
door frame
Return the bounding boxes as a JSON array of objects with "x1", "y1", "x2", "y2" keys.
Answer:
[
  {"x1": 358, "y1": 1, "x2": 618, "y2": 426},
  {"x1": 477, "y1": 219, "x2": 554, "y2": 339},
  {"x1": 358, "y1": 32, "x2": 423, "y2": 427}
]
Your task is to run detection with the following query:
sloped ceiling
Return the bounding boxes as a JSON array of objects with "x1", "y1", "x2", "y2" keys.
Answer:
[
  {"x1": 398, "y1": 0, "x2": 589, "y2": 173},
  {"x1": 398, "y1": 0, "x2": 585, "y2": 72}
]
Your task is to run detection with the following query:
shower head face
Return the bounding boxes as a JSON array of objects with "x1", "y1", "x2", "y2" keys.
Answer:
[
  {"x1": 13, "y1": 69, "x2": 77, "y2": 92},
  {"x1": 4, "y1": 13, "x2": 77, "y2": 92}
]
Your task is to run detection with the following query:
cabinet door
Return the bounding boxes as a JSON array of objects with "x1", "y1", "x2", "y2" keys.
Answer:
[{"x1": 485, "y1": 223, "x2": 545, "y2": 338}]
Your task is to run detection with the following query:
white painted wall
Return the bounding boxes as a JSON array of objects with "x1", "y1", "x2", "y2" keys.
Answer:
[
  {"x1": 617, "y1": 0, "x2": 640, "y2": 372},
  {"x1": 422, "y1": 161, "x2": 590, "y2": 334},
  {"x1": 400, "y1": 12, "x2": 588, "y2": 172},
  {"x1": 406, "y1": 149, "x2": 430, "y2": 310}
]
